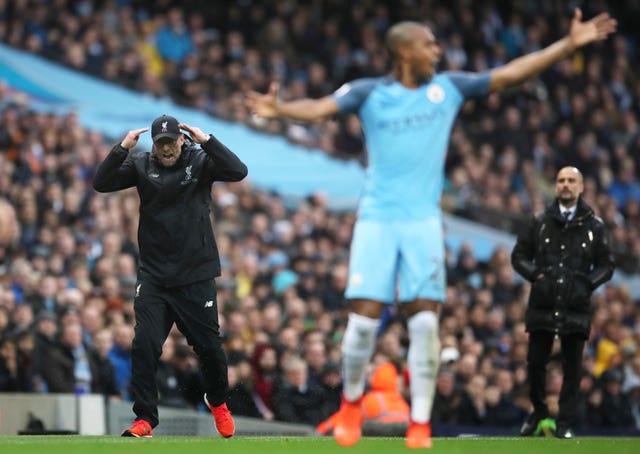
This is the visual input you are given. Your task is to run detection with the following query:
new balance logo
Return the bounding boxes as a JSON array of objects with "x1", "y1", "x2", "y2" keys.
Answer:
[{"x1": 204, "y1": 300, "x2": 214, "y2": 308}]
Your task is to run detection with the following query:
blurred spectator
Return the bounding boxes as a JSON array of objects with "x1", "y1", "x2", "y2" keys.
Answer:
[
  {"x1": 457, "y1": 374, "x2": 488, "y2": 425},
  {"x1": 599, "y1": 368, "x2": 635, "y2": 428},
  {"x1": 108, "y1": 323, "x2": 134, "y2": 399},
  {"x1": 625, "y1": 375, "x2": 640, "y2": 430},
  {"x1": 609, "y1": 157, "x2": 640, "y2": 209},
  {"x1": 271, "y1": 356, "x2": 328, "y2": 425},
  {"x1": 484, "y1": 370, "x2": 526, "y2": 427},
  {"x1": 573, "y1": 369, "x2": 603, "y2": 429},
  {"x1": 0, "y1": 337, "x2": 18, "y2": 391},
  {"x1": 250, "y1": 343, "x2": 278, "y2": 416},
  {"x1": 13, "y1": 328, "x2": 35, "y2": 392},
  {"x1": 154, "y1": 8, "x2": 195, "y2": 65},
  {"x1": 623, "y1": 354, "x2": 640, "y2": 397},
  {"x1": 319, "y1": 361, "x2": 342, "y2": 418},
  {"x1": 40, "y1": 321, "x2": 93, "y2": 393},
  {"x1": 156, "y1": 339, "x2": 204, "y2": 409},
  {"x1": 226, "y1": 359, "x2": 262, "y2": 419},
  {"x1": 302, "y1": 339, "x2": 327, "y2": 388},
  {"x1": 594, "y1": 318, "x2": 623, "y2": 377},
  {"x1": 31, "y1": 310, "x2": 58, "y2": 392},
  {"x1": 432, "y1": 368, "x2": 461, "y2": 424},
  {"x1": 90, "y1": 327, "x2": 120, "y2": 399}
]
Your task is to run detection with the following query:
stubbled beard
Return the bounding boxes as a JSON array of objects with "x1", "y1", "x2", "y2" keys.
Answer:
[
  {"x1": 559, "y1": 194, "x2": 577, "y2": 204},
  {"x1": 153, "y1": 149, "x2": 179, "y2": 167}
]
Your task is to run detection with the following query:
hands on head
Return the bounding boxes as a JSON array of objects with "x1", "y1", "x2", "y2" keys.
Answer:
[
  {"x1": 120, "y1": 123, "x2": 211, "y2": 149},
  {"x1": 178, "y1": 123, "x2": 209, "y2": 144},
  {"x1": 120, "y1": 127, "x2": 149, "y2": 149}
]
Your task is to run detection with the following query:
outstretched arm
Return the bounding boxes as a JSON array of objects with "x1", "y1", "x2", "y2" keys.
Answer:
[
  {"x1": 246, "y1": 82, "x2": 339, "y2": 122},
  {"x1": 489, "y1": 8, "x2": 616, "y2": 92}
]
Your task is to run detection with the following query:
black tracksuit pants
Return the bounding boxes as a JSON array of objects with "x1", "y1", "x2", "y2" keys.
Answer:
[
  {"x1": 130, "y1": 278, "x2": 228, "y2": 427},
  {"x1": 527, "y1": 330, "x2": 585, "y2": 429}
]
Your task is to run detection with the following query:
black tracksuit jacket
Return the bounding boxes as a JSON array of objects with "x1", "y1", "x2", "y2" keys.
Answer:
[{"x1": 93, "y1": 135, "x2": 247, "y2": 287}]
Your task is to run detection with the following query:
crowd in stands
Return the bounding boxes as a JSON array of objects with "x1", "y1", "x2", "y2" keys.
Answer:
[{"x1": 0, "y1": 0, "x2": 639, "y2": 433}]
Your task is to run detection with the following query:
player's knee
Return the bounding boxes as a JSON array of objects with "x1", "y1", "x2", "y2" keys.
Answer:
[
  {"x1": 408, "y1": 311, "x2": 440, "y2": 353},
  {"x1": 408, "y1": 311, "x2": 438, "y2": 335},
  {"x1": 343, "y1": 312, "x2": 380, "y2": 355}
]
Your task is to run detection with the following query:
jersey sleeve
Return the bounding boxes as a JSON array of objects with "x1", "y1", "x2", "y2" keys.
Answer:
[
  {"x1": 445, "y1": 71, "x2": 491, "y2": 99},
  {"x1": 331, "y1": 78, "x2": 379, "y2": 113}
]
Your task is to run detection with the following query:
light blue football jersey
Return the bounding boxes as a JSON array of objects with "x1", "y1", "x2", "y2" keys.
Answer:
[{"x1": 333, "y1": 72, "x2": 490, "y2": 221}]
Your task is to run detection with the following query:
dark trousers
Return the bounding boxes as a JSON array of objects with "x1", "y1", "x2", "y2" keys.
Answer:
[
  {"x1": 130, "y1": 279, "x2": 228, "y2": 427},
  {"x1": 527, "y1": 330, "x2": 585, "y2": 429}
]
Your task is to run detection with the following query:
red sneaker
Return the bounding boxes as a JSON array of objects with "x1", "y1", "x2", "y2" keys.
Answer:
[
  {"x1": 406, "y1": 421, "x2": 432, "y2": 448},
  {"x1": 121, "y1": 419, "x2": 152, "y2": 438},
  {"x1": 333, "y1": 396, "x2": 363, "y2": 447},
  {"x1": 204, "y1": 394, "x2": 235, "y2": 438}
]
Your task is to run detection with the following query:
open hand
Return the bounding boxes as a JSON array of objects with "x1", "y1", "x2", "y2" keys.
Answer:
[
  {"x1": 568, "y1": 8, "x2": 617, "y2": 51},
  {"x1": 245, "y1": 82, "x2": 280, "y2": 119}
]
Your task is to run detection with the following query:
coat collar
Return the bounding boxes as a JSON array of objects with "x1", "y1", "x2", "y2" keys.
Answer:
[{"x1": 546, "y1": 197, "x2": 594, "y2": 223}]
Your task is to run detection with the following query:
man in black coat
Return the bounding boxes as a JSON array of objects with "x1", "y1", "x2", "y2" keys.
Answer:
[
  {"x1": 511, "y1": 166, "x2": 614, "y2": 439},
  {"x1": 93, "y1": 115, "x2": 247, "y2": 438}
]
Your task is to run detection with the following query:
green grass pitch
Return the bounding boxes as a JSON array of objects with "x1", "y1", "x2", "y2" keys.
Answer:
[{"x1": 0, "y1": 435, "x2": 637, "y2": 454}]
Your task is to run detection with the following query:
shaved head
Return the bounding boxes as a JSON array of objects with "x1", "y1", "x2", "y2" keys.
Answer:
[
  {"x1": 557, "y1": 166, "x2": 583, "y2": 183},
  {"x1": 386, "y1": 21, "x2": 440, "y2": 85},
  {"x1": 386, "y1": 21, "x2": 429, "y2": 58}
]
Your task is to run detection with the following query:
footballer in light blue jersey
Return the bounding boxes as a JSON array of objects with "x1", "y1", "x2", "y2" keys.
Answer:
[
  {"x1": 333, "y1": 72, "x2": 489, "y2": 303},
  {"x1": 246, "y1": 14, "x2": 617, "y2": 447},
  {"x1": 333, "y1": 73, "x2": 490, "y2": 222}
]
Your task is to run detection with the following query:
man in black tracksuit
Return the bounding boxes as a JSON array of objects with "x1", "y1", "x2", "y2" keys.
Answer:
[
  {"x1": 511, "y1": 166, "x2": 614, "y2": 439},
  {"x1": 93, "y1": 115, "x2": 247, "y2": 438}
]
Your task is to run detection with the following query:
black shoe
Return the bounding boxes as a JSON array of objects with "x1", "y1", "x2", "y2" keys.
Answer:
[
  {"x1": 520, "y1": 413, "x2": 546, "y2": 436},
  {"x1": 554, "y1": 426, "x2": 574, "y2": 439}
]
